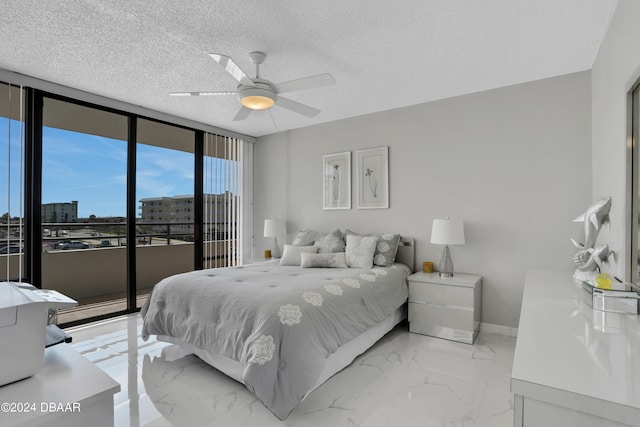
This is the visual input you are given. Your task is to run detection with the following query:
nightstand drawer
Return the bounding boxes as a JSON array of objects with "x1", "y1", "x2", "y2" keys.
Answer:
[
  {"x1": 408, "y1": 302, "x2": 474, "y2": 332},
  {"x1": 408, "y1": 281, "x2": 473, "y2": 308}
]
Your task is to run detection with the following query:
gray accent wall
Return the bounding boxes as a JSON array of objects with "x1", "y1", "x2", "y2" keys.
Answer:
[{"x1": 254, "y1": 71, "x2": 592, "y2": 328}]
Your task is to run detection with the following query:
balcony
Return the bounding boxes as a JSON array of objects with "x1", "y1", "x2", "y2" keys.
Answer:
[{"x1": 0, "y1": 221, "x2": 237, "y2": 325}]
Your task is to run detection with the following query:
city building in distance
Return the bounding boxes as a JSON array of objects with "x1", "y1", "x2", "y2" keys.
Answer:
[
  {"x1": 139, "y1": 193, "x2": 237, "y2": 239},
  {"x1": 42, "y1": 201, "x2": 78, "y2": 223}
]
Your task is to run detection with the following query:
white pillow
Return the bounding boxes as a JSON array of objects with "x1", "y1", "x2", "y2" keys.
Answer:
[
  {"x1": 300, "y1": 252, "x2": 347, "y2": 268},
  {"x1": 345, "y1": 235, "x2": 377, "y2": 269},
  {"x1": 343, "y1": 229, "x2": 401, "y2": 267},
  {"x1": 279, "y1": 244, "x2": 319, "y2": 266}
]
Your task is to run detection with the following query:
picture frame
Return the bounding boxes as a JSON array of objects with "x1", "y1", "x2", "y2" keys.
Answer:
[
  {"x1": 323, "y1": 151, "x2": 351, "y2": 210},
  {"x1": 356, "y1": 146, "x2": 389, "y2": 209}
]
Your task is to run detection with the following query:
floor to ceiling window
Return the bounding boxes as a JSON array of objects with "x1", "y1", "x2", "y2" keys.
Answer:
[
  {"x1": 41, "y1": 96, "x2": 129, "y2": 323},
  {"x1": 136, "y1": 118, "x2": 195, "y2": 309},
  {"x1": 203, "y1": 132, "x2": 243, "y2": 268},
  {"x1": 0, "y1": 77, "x2": 250, "y2": 326},
  {"x1": 0, "y1": 83, "x2": 25, "y2": 282}
]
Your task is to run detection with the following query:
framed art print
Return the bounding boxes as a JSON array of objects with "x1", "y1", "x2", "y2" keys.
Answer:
[
  {"x1": 357, "y1": 146, "x2": 389, "y2": 209},
  {"x1": 323, "y1": 151, "x2": 351, "y2": 210}
]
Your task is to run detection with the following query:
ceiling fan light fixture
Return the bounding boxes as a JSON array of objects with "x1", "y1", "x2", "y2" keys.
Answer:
[
  {"x1": 239, "y1": 86, "x2": 276, "y2": 110},
  {"x1": 241, "y1": 95, "x2": 275, "y2": 110},
  {"x1": 174, "y1": 52, "x2": 335, "y2": 120}
]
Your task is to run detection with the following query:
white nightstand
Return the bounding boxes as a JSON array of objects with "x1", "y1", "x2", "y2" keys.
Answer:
[{"x1": 407, "y1": 272, "x2": 482, "y2": 344}]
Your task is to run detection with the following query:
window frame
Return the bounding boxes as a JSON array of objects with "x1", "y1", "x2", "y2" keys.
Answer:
[{"x1": 0, "y1": 80, "x2": 251, "y2": 327}]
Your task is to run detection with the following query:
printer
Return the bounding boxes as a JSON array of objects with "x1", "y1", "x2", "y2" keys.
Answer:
[{"x1": 0, "y1": 282, "x2": 77, "y2": 386}]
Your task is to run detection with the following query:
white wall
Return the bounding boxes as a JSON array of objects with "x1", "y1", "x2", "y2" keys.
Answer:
[
  {"x1": 254, "y1": 72, "x2": 592, "y2": 328},
  {"x1": 591, "y1": 0, "x2": 640, "y2": 280}
]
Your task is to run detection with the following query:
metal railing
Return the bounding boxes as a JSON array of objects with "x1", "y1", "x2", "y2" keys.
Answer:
[
  {"x1": 1, "y1": 220, "x2": 240, "y2": 317},
  {"x1": 1, "y1": 220, "x2": 239, "y2": 280},
  {"x1": 27, "y1": 221, "x2": 235, "y2": 252}
]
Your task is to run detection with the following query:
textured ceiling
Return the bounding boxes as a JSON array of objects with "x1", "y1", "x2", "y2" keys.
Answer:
[{"x1": 0, "y1": 0, "x2": 618, "y2": 138}]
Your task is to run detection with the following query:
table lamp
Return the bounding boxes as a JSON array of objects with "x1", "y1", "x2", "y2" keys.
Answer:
[
  {"x1": 264, "y1": 218, "x2": 287, "y2": 258},
  {"x1": 430, "y1": 218, "x2": 466, "y2": 278}
]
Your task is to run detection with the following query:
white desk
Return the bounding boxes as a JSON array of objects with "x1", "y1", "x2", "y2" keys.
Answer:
[
  {"x1": 512, "y1": 270, "x2": 640, "y2": 426},
  {"x1": 0, "y1": 343, "x2": 120, "y2": 427}
]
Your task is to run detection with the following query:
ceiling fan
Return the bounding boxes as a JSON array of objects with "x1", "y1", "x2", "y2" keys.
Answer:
[{"x1": 170, "y1": 51, "x2": 335, "y2": 121}]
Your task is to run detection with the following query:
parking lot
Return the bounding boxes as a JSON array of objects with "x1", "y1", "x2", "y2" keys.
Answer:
[{"x1": 42, "y1": 228, "x2": 187, "y2": 252}]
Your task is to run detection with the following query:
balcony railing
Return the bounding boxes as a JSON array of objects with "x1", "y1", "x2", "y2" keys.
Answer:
[{"x1": 1, "y1": 220, "x2": 238, "y2": 324}]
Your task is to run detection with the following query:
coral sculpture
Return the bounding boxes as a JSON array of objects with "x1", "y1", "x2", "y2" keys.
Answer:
[{"x1": 571, "y1": 197, "x2": 613, "y2": 283}]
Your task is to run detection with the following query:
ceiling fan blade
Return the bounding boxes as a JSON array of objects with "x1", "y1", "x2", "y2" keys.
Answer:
[
  {"x1": 169, "y1": 91, "x2": 237, "y2": 97},
  {"x1": 233, "y1": 107, "x2": 252, "y2": 121},
  {"x1": 268, "y1": 109, "x2": 278, "y2": 129},
  {"x1": 209, "y1": 53, "x2": 254, "y2": 86},
  {"x1": 276, "y1": 96, "x2": 320, "y2": 118},
  {"x1": 275, "y1": 73, "x2": 335, "y2": 94}
]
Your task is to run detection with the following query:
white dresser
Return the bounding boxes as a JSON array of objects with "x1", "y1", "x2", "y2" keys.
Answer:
[
  {"x1": 512, "y1": 270, "x2": 640, "y2": 427},
  {"x1": 407, "y1": 272, "x2": 482, "y2": 344},
  {"x1": 0, "y1": 343, "x2": 120, "y2": 427}
]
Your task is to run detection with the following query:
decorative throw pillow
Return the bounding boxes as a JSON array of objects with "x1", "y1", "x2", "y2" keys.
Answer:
[
  {"x1": 343, "y1": 230, "x2": 401, "y2": 267},
  {"x1": 373, "y1": 233, "x2": 401, "y2": 267},
  {"x1": 279, "y1": 245, "x2": 319, "y2": 266},
  {"x1": 300, "y1": 252, "x2": 347, "y2": 268},
  {"x1": 345, "y1": 234, "x2": 377, "y2": 269},
  {"x1": 291, "y1": 229, "x2": 316, "y2": 246},
  {"x1": 313, "y1": 229, "x2": 346, "y2": 253}
]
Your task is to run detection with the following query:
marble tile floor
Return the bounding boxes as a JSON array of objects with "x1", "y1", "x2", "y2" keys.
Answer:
[{"x1": 67, "y1": 314, "x2": 516, "y2": 427}]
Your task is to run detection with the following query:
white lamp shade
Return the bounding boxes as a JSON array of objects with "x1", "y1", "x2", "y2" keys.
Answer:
[
  {"x1": 264, "y1": 218, "x2": 287, "y2": 237},
  {"x1": 430, "y1": 219, "x2": 466, "y2": 245}
]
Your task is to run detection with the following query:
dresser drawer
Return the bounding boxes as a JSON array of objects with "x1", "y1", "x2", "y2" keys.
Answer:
[
  {"x1": 408, "y1": 302, "x2": 476, "y2": 343},
  {"x1": 408, "y1": 302, "x2": 474, "y2": 331},
  {"x1": 408, "y1": 281, "x2": 473, "y2": 308}
]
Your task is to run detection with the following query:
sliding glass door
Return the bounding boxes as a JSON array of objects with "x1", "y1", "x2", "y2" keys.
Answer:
[
  {"x1": 0, "y1": 77, "x2": 249, "y2": 326},
  {"x1": 136, "y1": 119, "x2": 195, "y2": 308},
  {"x1": 41, "y1": 96, "x2": 129, "y2": 323}
]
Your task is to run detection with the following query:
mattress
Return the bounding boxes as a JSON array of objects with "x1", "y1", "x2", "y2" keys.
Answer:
[
  {"x1": 141, "y1": 262, "x2": 410, "y2": 419},
  {"x1": 157, "y1": 304, "x2": 406, "y2": 399}
]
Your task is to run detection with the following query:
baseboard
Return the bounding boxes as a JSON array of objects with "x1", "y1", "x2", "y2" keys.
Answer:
[{"x1": 480, "y1": 322, "x2": 518, "y2": 337}]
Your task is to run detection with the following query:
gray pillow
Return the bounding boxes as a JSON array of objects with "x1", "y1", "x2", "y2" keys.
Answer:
[
  {"x1": 291, "y1": 229, "x2": 316, "y2": 246},
  {"x1": 300, "y1": 252, "x2": 347, "y2": 268},
  {"x1": 343, "y1": 230, "x2": 401, "y2": 267},
  {"x1": 314, "y1": 229, "x2": 346, "y2": 253}
]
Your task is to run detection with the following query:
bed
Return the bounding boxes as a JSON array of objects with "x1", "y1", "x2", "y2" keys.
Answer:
[{"x1": 141, "y1": 235, "x2": 414, "y2": 420}]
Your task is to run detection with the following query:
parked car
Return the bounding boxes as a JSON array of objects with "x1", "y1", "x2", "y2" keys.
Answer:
[
  {"x1": 58, "y1": 241, "x2": 89, "y2": 250},
  {"x1": 99, "y1": 240, "x2": 112, "y2": 247},
  {"x1": 0, "y1": 245, "x2": 23, "y2": 254}
]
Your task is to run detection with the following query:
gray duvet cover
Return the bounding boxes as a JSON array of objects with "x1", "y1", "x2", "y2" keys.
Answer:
[{"x1": 140, "y1": 261, "x2": 410, "y2": 419}]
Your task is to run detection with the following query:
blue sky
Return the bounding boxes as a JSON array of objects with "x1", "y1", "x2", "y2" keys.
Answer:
[
  {"x1": 0, "y1": 119, "x2": 23, "y2": 218},
  {"x1": 43, "y1": 127, "x2": 197, "y2": 217},
  {"x1": 1, "y1": 121, "x2": 236, "y2": 218}
]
